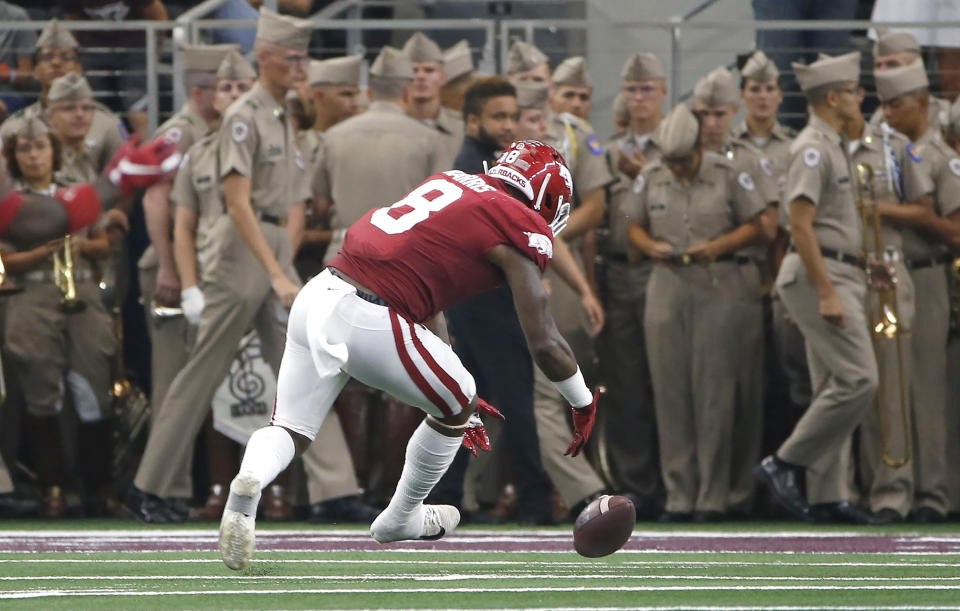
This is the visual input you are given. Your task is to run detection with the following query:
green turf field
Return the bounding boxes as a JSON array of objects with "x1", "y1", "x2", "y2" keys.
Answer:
[{"x1": 2, "y1": 521, "x2": 960, "y2": 610}]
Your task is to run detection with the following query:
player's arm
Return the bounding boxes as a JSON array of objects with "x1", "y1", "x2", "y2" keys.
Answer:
[
  {"x1": 487, "y1": 243, "x2": 599, "y2": 456},
  {"x1": 143, "y1": 181, "x2": 180, "y2": 305}
]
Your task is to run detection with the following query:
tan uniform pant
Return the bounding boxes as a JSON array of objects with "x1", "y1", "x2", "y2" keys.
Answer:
[
  {"x1": 0, "y1": 453, "x2": 13, "y2": 494},
  {"x1": 774, "y1": 254, "x2": 877, "y2": 469},
  {"x1": 771, "y1": 297, "x2": 811, "y2": 408},
  {"x1": 728, "y1": 262, "x2": 765, "y2": 512},
  {"x1": 134, "y1": 220, "x2": 296, "y2": 497},
  {"x1": 597, "y1": 259, "x2": 660, "y2": 504},
  {"x1": 4, "y1": 281, "x2": 116, "y2": 422},
  {"x1": 302, "y1": 410, "x2": 362, "y2": 504},
  {"x1": 645, "y1": 262, "x2": 744, "y2": 513},
  {"x1": 947, "y1": 333, "x2": 960, "y2": 512},
  {"x1": 907, "y1": 264, "x2": 950, "y2": 514},
  {"x1": 138, "y1": 264, "x2": 194, "y2": 498}
]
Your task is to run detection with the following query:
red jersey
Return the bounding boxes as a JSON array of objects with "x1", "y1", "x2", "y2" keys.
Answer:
[{"x1": 329, "y1": 171, "x2": 554, "y2": 323}]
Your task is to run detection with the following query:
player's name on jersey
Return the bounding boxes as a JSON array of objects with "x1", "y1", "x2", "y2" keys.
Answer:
[{"x1": 443, "y1": 170, "x2": 497, "y2": 194}]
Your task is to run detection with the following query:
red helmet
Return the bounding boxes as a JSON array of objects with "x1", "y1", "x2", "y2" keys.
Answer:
[{"x1": 487, "y1": 140, "x2": 574, "y2": 235}]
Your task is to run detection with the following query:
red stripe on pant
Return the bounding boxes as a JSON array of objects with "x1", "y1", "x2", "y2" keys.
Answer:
[
  {"x1": 389, "y1": 310, "x2": 453, "y2": 417},
  {"x1": 406, "y1": 320, "x2": 468, "y2": 414}
]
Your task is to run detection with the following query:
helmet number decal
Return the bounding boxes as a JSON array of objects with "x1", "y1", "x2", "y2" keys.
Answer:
[{"x1": 370, "y1": 179, "x2": 464, "y2": 235}]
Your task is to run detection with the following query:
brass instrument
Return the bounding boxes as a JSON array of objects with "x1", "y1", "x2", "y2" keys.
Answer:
[
  {"x1": 950, "y1": 258, "x2": 960, "y2": 337},
  {"x1": 53, "y1": 235, "x2": 86, "y2": 313},
  {"x1": 857, "y1": 163, "x2": 911, "y2": 468}
]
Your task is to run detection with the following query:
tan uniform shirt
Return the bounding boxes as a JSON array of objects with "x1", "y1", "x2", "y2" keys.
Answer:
[
  {"x1": 219, "y1": 81, "x2": 311, "y2": 216},
  {"x1": 170, "y1": 133, "x2": 224, "y2": 271},
  {"x1": 317, "y1": 100, "x2": 444, "y2": 231},
  {"x1": 785, "y1": 114, "x2": 862, "y2": 254},
  {"x1": 731, "y1": 121, "x2": 794, "y2": 198},
  {"x1": 297, "y1": 128, "x2": 325, "y2": 202},
  {"x1": 604, "y1": 128, "x2": 661, "y2": 259},
  {"x1": 901, "y1": 129, "x2": 960, "y2": 261},
  {"x1": 424, "y1": 106, "x2": 463, "y2": 170},
  {"x1": 545, "y1": 111, "x2": 615, "y2": 198},
  {"x1": 1, "y1": 99, "x2": 125, "y2": 174},
  {"x1": 628, "y1": 152, "x2": 766, "y2": 249}
]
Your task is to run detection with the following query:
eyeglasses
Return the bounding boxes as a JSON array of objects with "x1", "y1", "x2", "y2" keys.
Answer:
[{"x1": 38, "y1": 50, "x2": 79, "y2": 64}]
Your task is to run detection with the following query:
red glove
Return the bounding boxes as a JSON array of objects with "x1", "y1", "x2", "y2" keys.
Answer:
[
  {"x1": 461, "y1": 397, "x2": 505, "y2": 456},
  {"x1": 56, "y1": 184, "x2": 102, "y2": 234},
  {"x1": 106, "y1": 134, "x2": 183, "y2": 195},
  {"x1": 564, "y1": 389, "x2": 600, "y2": 457}
]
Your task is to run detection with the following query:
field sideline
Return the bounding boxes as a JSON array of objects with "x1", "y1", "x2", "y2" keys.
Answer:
[{"x1": 1, "y1": 521, "x2": 960, "y2": 610}]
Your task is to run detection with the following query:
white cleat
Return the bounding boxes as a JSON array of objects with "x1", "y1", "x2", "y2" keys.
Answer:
[
  {"x1": 218, "y1": 472, "x2": 261, "y2": 571},
  {"x1": 370, "y1": 504, "x2": 460, "y2": 543}
]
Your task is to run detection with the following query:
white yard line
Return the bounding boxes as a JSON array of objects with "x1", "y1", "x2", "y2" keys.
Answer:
[{"x1": 1, "y1": 574, "x2": 958, "y2": 582}]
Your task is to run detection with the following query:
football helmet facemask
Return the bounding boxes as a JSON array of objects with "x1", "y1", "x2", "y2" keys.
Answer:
[{"x1": 487, "y1": 140, "x2": 574, "y2": 235}]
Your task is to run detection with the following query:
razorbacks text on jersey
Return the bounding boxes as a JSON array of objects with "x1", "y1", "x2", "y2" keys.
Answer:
[{"x1": 329, "y1": 170, "x2": 555, "y2": 323}]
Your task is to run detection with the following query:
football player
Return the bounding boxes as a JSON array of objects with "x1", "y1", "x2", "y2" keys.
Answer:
[{"x1": 219, "y1": 140, "x2": 601, "y2": 569}]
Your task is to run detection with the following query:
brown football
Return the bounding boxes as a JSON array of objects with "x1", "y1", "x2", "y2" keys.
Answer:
[{"x1": 573, "y1": 494, "x2": 635, "y2": 558}]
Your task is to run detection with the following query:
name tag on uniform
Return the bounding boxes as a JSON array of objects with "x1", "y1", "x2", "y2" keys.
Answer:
[
  {"x1": 650, "y1": 203, "x2": 666, "y2": 212},
  {"x1": 837, "y1": 175, "x2": 850, "y2": 184},
  {"x1": 195, "y1": 175, "x2": 212, "y2": 185},
  {"x1": 267, "y1": 144, "x2": 283, "y2": 158}
]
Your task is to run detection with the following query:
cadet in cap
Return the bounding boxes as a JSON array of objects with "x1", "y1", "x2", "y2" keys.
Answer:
[
  {"x1": 691, "y1": 66, "x2": 739, "y2": 152},
  {"x1": 550, "y1": 56, "x2": 593, "y2": 120},
  {"x1": 36, "y1": 18, "x2": 78, "y2": 51},
  {"x1": 506, "y1": 40, "x2": 550, "y2": 83},
  {"x1": 873, "y1": 28, "x2": 922, "y2": 71},
  {"x1": 401, "y1": 33, "x2": 465, "y2": 170},
  {"x1": 308, "y1": 55, "x2": 363, "y2": 132},
  {"x1": 627, "y1": 100, "x2": 769, "y2": 519},
  {"x1": 218, "y1": 49, "x2": 257, "y2": 81},
  {"x1": 875, "y1": 57, "x2": 960, "y2": 522},
  {"x1": 4, "y1": 117, "x2": 58, "y2": 190},
  {"x1": 128, "y1": 3, "x2": 315, "y2": 521},
  {"x1": 515, "y1": 81, "x2": 550, "y2": 140},
  {"x1": 594, "y1": 52, "x2": 667, "y2": 511},
  {"x1": 43, "y1": 72, "x2": 101, "y2": 183},
  {"x1": 737, "y1": 50, "x2": 787, "y2": 146},
  {"x1": 756, "y1": 50, "x2": 878, "y2": 522},
  {"x1": 945, "y1": 97, "x2": 960, "y2": 150},
  {"x1": 439, "y1": 40, "x2": 475, "y2": 112}
]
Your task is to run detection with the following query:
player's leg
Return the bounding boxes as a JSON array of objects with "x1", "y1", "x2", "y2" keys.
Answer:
[{"x1": 344, "y1": 307, "x2": 477, "y2": 543}]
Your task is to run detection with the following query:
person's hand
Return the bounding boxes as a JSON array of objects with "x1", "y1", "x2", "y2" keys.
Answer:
[
  {"x1": 581, "y1": 290, "x2": 605, "y2": 336},
  {"x1": 461, "y1": 398, "x2": 505, "y2": 456},
  {"x1": 686, "y1": 241, "x2": 720, "y2": 263},
  {"x1": 647, "y1": 240, "x2": 675, "y2": 261},
  {"x1": 565, "y1": 389, "x2": 600, "y2": 457},
  {"x1": 181, "y1": 286, "x2": 205, "y2": 325},
  {"x1": 154, "y1": 264, "x2": 181, "y2": 307},
  {"x1": 616, "y1": 148, "x2": 645, "y2": 180},
  {"x1": 819, "y1": 292, "x2": 845, "y2": 327},
  {"x1": 271, "y1": 274, "x2": 300, "y2": 308}
]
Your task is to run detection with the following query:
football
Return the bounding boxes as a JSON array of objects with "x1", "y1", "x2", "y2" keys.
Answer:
[{"x1": 573, "y1": 494, "x2": 636, "y2": 558}]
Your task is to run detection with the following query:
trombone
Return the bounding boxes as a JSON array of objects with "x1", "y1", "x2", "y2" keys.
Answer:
[
  {"x1": 856, "y1": 163, "x2": 911, "y2": 468},
  {"x1": 53, "y1": 234, "x2": 86, "y2": 314}
]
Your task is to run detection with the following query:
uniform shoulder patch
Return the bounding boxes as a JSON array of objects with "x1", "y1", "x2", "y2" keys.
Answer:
[
  {"x1": 164, "y1": 126, "x2": 182, "y2": 143},
  {"x1": 232, "y1": 121, "x2": 249, "y2": 143},
  {"x1": 949, "y1": 157, "x2": 960, "y2": 177},
  {"x1": 803, "y1": 147, "x2": 821, "y2": 168},
  {"x1": 906, "y1": 142, "x2": 922, "y2": 163},
  {"x1": 586, "y1": 133, "x2": 603, "y2": 155},
  {"x1": 524, "y1": 231, "x2": 553, "y2": 259},
  {"x1": 738, "y1": 171, "x2": 755, "y2": 191}
]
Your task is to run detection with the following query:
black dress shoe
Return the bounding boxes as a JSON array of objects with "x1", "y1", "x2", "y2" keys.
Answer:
[
  {"x1": 461, "y1": 510, "x2": 504, "y2": 525},
  {"x1": 123, "y1": 486, "x2": 183, "y2": 524},
  {"x1": 515, "y1": 511, "x2": 556, "y2": 526},
  {"x1": 810, "y1": 501, "x2": 874, "y2": 525},
  {"x1": 308, "y1": 496, "x2": 381, "y2": 524},
  {"x1": 872, "y1": 508, "x2": 904, "y2": 525},
  {"x1": 911, "y1": 506, "x2": 947, "y2": 524},
  {"x1": 753, "y1": 455, "x2": 810, "y2": 521},
  {"x1": 0, "y1": 494, "x2": 37, "y2": 518},
  {"x1": 692, "y1": 510, "x2": 726, "y2": 523},
  {"x1": 657, "y1": 511, "x2": 693, "y2": 523}
]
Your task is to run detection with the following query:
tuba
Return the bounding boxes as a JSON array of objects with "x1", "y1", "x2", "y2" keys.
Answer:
[
  {"x1": 52, "y1": 235, "x2": 86, "y2": 313},
  {"x1": 857, "y1": 163, "x2": 911, "y2": 468}
]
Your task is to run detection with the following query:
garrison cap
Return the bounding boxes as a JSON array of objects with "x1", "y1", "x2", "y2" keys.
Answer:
[
  {"x1": 793, "y1": 51, "x2": 861, "y2": 92},
  {"x1": 620, "y1": 52, "x2": 665, "y2": 81},
  {"x1": 255, "y1": 7, "x2": 312, "y2": 52},
  {"x1": 13, "y1": 117, "x2": 51, "y2": 140},
  {"x1": 693, "y1": 66, "x2": 738, "y2": 106},
  {"x1": 873, "y1": 28, "x2": 922, "y2": 57},
  {"x1": 443, "y1": 40, "x2": 474, "y2": 80},
  {"x1": 36, "y1": 19, "x2": 78, "y2": 51},
  {"x1": 741, "y1": 49, "x2": 779, "y2": 82},
  {"x1": 516, "y1": 81, "x2": 550, "y2": 109},
  {"x1": 507, "y1": 40, "x2": 548, "y2": 74},
  {"x1": 217, "y1": 49, "x2": 256, "y2": 80},
  {"x1": 875, "y1": 59, "x2": 929, "y2": 102},
  {"x1": 309, "y1": 55, "x2": 363, "y2": 86},
  {"x1": 402, "y1": 32, "x2": 443, "y2": 63},
  {"x1": 47, "y1": 72, "x2": 93, "y2": 103},
  {"x1": 369, "y1": 46, "x2": 414, "y2": 79},
  {"x1": 552, "y1": 56, "x2": 593, "y2": 88},
  {"x1": 657, "y1": 103, "x2": 700, "y2": 157},
  {"x1": 612, "y1": 92, "x2": 627, "y2": 117},
  {"x1": 181, "y1": 43, "x2": 240, "y2": 73}
]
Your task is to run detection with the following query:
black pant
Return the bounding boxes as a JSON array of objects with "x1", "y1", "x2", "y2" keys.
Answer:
[{"x1": 427, "y1": 286, "x2": 553, "y2": 517}]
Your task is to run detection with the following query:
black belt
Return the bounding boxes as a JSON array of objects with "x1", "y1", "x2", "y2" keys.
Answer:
[
  {"x1": 906, "y1": 254, "x2": 952, "y2": 270},
  {"x1": 789, "y1": 245, "x2": 862, "y2": 267},
  {"x1": 257, "y1": 212, "x2": 286, "y2": 226},
  {"x1": 662, "y1": 253, "x2": 751, "y2": 265},
  {"x1": 328, "y1": 268, "x2": 390, "y2": 307}
]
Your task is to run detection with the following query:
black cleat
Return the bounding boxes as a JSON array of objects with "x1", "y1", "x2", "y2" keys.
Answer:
[{"x1": 753, "y1": 455, "x2": 810, "y2": 521}]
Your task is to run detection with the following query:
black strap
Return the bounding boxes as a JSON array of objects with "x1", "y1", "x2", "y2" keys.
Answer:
[
  {"x1": 328, "y1": 268, "x2": 390, "y2": 307},
  {"x1": 789, "y1": 245, "x2": 862, "y2": 267},
  {"x1": 258, "y1": 212, "x2": 284, "y2": 226},
  {"x1": 905, "y1": 254, "x2": 952, "y2": 271}
]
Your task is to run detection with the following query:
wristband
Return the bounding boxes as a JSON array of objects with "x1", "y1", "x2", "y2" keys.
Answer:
[{"x1": 552, "y1": 367, "x2": 593, "y2": 408}]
